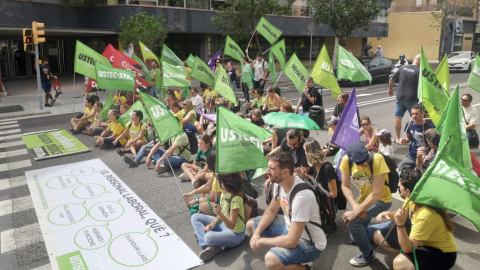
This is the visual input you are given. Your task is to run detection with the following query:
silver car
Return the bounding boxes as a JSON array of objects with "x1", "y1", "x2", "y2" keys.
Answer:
[{"x1": 447, "y1": 51, "x2": 476, "y2": 71}]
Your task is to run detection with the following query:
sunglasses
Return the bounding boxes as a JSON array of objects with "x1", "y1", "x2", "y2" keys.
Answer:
[
  {"x1": 216, "y1": 61, "x2": 220, "y2": 63},
  {"x1": 361, "y1": 123, "x2": 370, "y2": 127},
  {"x1": 461, "y1": 99, "x2": 470, "y2": 102}
]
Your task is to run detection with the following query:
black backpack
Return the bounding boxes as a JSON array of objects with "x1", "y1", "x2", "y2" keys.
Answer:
[
  {"x1": 226, "y1": 192, "x2": 259, "y2": 225},
  {"x1": 177, "y1": 130, "x2": 198, "y2": 156},
  {"x1": 348, "y1": 152, "x2": 399, "y2": 194},
  {"x1": 277, "y1": 178, "x2": 337, "y2": 237}
]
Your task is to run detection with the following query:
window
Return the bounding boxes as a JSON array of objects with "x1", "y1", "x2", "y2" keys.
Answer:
[
  {"x1": 380, "y1": 57, "x2": 392, "y2": 66},
  {"x1": 369, "y1": 58, "x2": 381, "y2": 67},
  {"x1": 165, "y1": 34, "x2": 201, "y2": 59}
]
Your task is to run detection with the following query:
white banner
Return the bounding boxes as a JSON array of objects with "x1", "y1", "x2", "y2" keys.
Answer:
[{"x1": 25, "y1": 159, "x2": 203, "y2": 270}]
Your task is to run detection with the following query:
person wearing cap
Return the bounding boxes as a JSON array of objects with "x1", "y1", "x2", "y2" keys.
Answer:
[
  {"x1": 416, "y1": 128, "x2": 440, "y2": 174},
  {"x1": 375, "y1": 46, "x2": 383, "y2": 57},
  {"x1": 321, "y1": 118, "x2": 340, "y2": 156},
  {"x1": 340, "y1": 141, "x2": 392, "y2": 267},
  {"x1": 375, "y1": 129, "x2": 394, "y2": 157}
]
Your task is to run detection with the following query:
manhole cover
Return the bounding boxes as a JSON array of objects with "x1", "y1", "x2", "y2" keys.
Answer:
[{"x1": 0, "y1": 105, "x2": 24, "y2": 114}]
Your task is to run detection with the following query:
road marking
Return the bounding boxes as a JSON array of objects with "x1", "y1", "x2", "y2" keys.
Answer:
[
  {"x1": 325, "y1": 97, "x2": 397, "y2": 113},
  {"x1": 0, "y1": 178, "x2": 9, "y2": 191},
  {"x1": 0, "y1": 129, "x2": 21, "y2": 135},
  {"x1": 0, "y1": 121, "x2": 17, "y2": 126},
  {"x1": 9, "y1": 175, "x2": 27, "y2": 189},
  {"x1": 4, "y1": 140, "x2": 25, "y2": 148},
  {"x1": 0, "y1": 149, "x2": 28, "y2": 159},
  {"x1": 0, "y1": 199, "x2": 12, "y2": 217},
  {"x1": 356, "y1": 91, "x2": 389, "y2": 97},
  {"x1": 0, "y1": 134, "x2": 22, "y2": 141},
  {"x1": 0, "y1": 196, "x2": 34, "y2": 217},
  {"x1": 0, "y1": 223, "x2": 44, "y2": 254},
  {"x1": 0, "y1": 124, "x2": 19, "y2": 130},
  {"x1": 0, "y1": 229, "x2": 15, "y2": 254},
  {"x1": 0, "y1": 159, "x2": 32, "y2": 172},
  {"x1": 32, "y1": 264, "x2": 52, "y2": 270}
]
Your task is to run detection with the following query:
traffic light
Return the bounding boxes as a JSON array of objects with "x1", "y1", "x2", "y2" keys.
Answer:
[
  {"x1": 32, "y1": 21, "x2": 46, "y2": 44},
  {"x1": 23, "y1": 28, "x2": 33, "y2": 52}
]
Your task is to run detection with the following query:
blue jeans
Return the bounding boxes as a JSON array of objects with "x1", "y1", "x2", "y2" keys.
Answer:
[
  {"x1": 134, "y1": 144, "x2": 154, "y2": 164},
  {"x1": 395, "y1": 99, "x2": 418, "y2": 117},
  {"x1": 183, "y1": 122, "x2": 197, "y2": 133},
  {"x1": 298, "y1": 111, "x2": 309, "y2": 117},
  {"x1": 191, "y1": 213, "x2": 245, "y2": 249},
  {"x1": 254, "y1": 215, "x2": 322, "y2": 266},
  {"x1": 367, "y1": 221, "x2": 393, "y2": 242},
  {"x1": 348, "y1": 200, "x2": 392, "y2": 257},
  {"x1": 467, "y1": 130, "x2": 472, "y2": 141},
  {"x1": 231, "y1": 82, "x2": 237, "y2": 89},
  {"x1": 152, "y1": 149, "x2": 187, "y2": 168}
]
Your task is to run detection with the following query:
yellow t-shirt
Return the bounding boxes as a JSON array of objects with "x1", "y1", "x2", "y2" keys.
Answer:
[
  {"x1": 174, "y1": 110, "x2": 183, "y2": 127},
  {"x1": 84, "y1": 107, "x2": 95, "y2": 122},
  {"x1": 340, "y1": 153, "x2": 392, "y2": 203},
  {"x1": 211, "y1": 173, "x2": 223, "y2": 193},
  {"x1": 404, "y1": 201, "x2": 457, "y2": 253},
  {"x1": 107, "y1": 121, "x2": 127, "y2": 146},
  {"x1": 266, "y1": 94, "x2": 277, "y2": 108},
  {"x1": 127, "y1": 121, "x2": 148, "y2": 143},
  {"x1": 174, "y1": 91, "x2": 181, "y2": 100},
  {"x1": 114, "y1": 95, "x2": 126, "y2": 104},
  {"x1": 203, "y1": 89, "x2": 218, "y2": 101}
]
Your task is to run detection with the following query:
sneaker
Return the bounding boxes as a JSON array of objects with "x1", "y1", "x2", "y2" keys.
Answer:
[
  {"x1": 124, "y1": 156, "x2": 138, "y2": 167},
  {"x1": 179, "y1": 173, "x2": 190, "y2": 182},
  {"x1": 349, "y1": 252, "x2": 376, "y2": 267},
  {"x1": 44, "y1": 104, "x2": 51, "y2": 107},
  {"x1": 156, "y1": 165, "x2": 169, "y2": 174},
  {"x1": 198, "y1": 246, "x2": 224, "y2": 262}
]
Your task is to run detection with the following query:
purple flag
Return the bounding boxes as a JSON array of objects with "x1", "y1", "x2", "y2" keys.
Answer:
[{"x1": 208, "y1": 49, "x2": 222, "y2": 70}]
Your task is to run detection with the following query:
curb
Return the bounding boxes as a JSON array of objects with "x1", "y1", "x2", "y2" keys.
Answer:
[{"x1": 0, "y1": 110, "x2": 51, "y2": 120}]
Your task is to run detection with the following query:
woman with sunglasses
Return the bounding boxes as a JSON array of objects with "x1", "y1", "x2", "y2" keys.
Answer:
[
  {"x1": 213, "y1": 59, "x2": 221, "y2": 75},
  {"x1": 359, "y1": 116, "x2": 379, "y2": 152}
]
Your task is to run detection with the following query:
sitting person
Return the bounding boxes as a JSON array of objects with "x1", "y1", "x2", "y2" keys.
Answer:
[
  {"x1": 94, "y1": 109, "x2": 125, "y2": 149},
  {"x1": 70, "y1": 97, "x2": 96, "y2": 134},
  {"x1": 123, "y1": 120, "x2": 157, "y2": 167},
  {"x1": 262, "y1": 86, "x2": 281, "y2": 114},
  {"x1": 174, "y1": 86, "x2": 183, "y2": 101},
  {"x1": 416, "y1": 128, "x2": 440, "y2": 174},
  {"x1": 245, "y1": 89, "x2": 265, "y2": 111},
  {"x1": 267, "y1": 129, "x2": 310, "y2": 175},
  {"x1": 182, "y1": 100, "x2": 197, "y2": 133},
  {"x1": 119, "y1": 103, "x2": 130, "y2": 115},
  {"x1": 189, "y1": 88, "x2": 204, "y2": 112},
  {"x1": 180, "y1": 134, "x2": 212, "y2": 186},
  {"x1": 359, "y1": 116, "x2": 379, "y2": 152},
  {"x1": 321, "y1": 118, "x2": 340, "y2": 156},
  {"x1": 202, "y1": 86, "x2": 218, "y2": 103},
  {"x1": 191, "y1": 172, "x2": 246, "y2": 262},
  {"x1": 195, "y1": 98, "x2": 216, "y2": 135},
  {"x1": 114, "y1": 90, "x2": 126, "y2": 105},
  {"x1": 183, "y1": 151, "x2": 222, "y2": 215},
  {"x1": 246, "y1": 109, "x2": 265, "y2": 128},
  {"x1": 83, "y1": 102, "x2": 104, "y2": 136},
  {"x1": 170, "y1": 101, "x2": 184, "y2": 128},
  {"x1": 247, "y1": 152, "x2": 324, "y2": 270},
  {"x1": 375, "y1": 129, "x2": 394, "y2": 157},
  {"x1": 113, "y1": 110, "x2": 148, "y2": 157}
]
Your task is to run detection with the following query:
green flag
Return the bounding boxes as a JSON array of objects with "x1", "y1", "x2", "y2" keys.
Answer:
[
  {"x1": 95, "y1": 62, "x2": 135, "y2": 91},
  {"x1": 162, "y1": 61, "x2": 191, "y2": 87},
  {"x1": 435, "y1": 54, "x2": 449, "y2": 92},
  {"x1": 268, "y1": 51, "x2": 277, "y2": 83},
  {"x1": 140, "y1": 92, "x2": 183, "y2": 143},
  {"x1": 155, "y1": 67, "x2": 166, "y2": 101},
  {"x1": 161, "y1": 44, "x2": 183, "y2": 67},
  {"x1": 99, "y1": 92, "x2": 114, "y2": 121},
  {"x1": 191, "y1": 56, "x2": 215, "y2": 86},
  {"x1": 74, "y1": 40, "x2": 111, "y2": 79},
  {"x1": 409, "y1": 151, "x2": 480, "y2": 231},
  {"x1": 284, "y1": 53, "x2": 309, "y2": 93},
  {"x1": 214, "y1": 65, "x2": 238, "y2": 106},
  {"x1": 132, "y1": 54, "x2": 152, "y2": 82},
  {"x1": 271, "y1": 39, "x2": 286, "y2": 70},
  {"x1": 215, "y1": 106, "x2": 273, "y2": 173},
  {"x1": 186, "y1": 54, "x2": 195, "y2": 68},
  {"x1": 467, "y1": 54, "x2": 480, "y2": 93},
  {"x1": 311, "y1": 45, "x2": 341, "y2": 99},
  {"x1": 117, "y1": 100, "x2": 150, "y2": 128},
  {"x1": 418, "y1": 47, "x2": 449, "y2": 125},
  {"x1": 240, "y1": 62, "x2": 254, "y2": 89},
  {"x1": 139, "y1": 41, "x2": 159, "y2": 63},
  {"x1": 255, "y1": 17, "x2": 282, "y2": 45},
  {"x1": 224, "y1": 36, "x2": 245, "y2": 62},
  {"x1": 336, "y1": 45, "x2": 372, "y2": 83}
]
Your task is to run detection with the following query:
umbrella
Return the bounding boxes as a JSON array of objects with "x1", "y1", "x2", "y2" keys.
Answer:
[{"x1": 263, "y1": 112, "x2": 321, "y2": 130}]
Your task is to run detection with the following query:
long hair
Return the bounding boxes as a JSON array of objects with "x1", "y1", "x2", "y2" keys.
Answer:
[
  {"x1": 416, "y1": 203, "x2": 454, "y2": 233},
  {"x1": 303, "y1": 140, "x2": 325, "y2": 167}
]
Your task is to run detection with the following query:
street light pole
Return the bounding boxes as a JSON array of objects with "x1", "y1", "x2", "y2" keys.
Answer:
[
  {"x1": 34, "y1": 44, "x2": 43, "y2": 110},
  {"x1": 451, "y1": 0, "x2": 457, "y2": 53}
]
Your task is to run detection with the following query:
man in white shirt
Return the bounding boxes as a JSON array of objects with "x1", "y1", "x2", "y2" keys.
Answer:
[
  {"x1": 247, "y1": 152, "x2": 325, "y2": 270},
  {"x1": 189, "y1": 88, "x2": 204, "y2": 112},
  {"x1": 376, "y1": 46, "x2": 383, "y2": 57},
  {"x1": 461, "y1": 94, "x2": 478, "y2": 144}
]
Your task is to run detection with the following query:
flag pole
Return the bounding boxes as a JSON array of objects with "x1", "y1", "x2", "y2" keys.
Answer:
[
  {"x1": 246, "y1": 30, "x2": 256, "y2": 51},
  {"x1": 73, "y1": 72, "x2": 76, "y2": 118},
  {"x1": 274, "y1": 71, "x2": 284, "y2": 87},
  {"x1": 262, "y1": 47, "x2": 272, "y2": 55},
  {"x1": 165, "y1": 156, "x2": 188, "y2": 208}
]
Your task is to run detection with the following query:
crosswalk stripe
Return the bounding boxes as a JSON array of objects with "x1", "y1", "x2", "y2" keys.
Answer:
[
  {"x1": 0, "y1": 196, "x2": 33, "y2": 217},
  {"x1": 32, "y1": 264, "x2": 52, "y2": 270},
  {"x1": 0, "y1": 124, "x2": 20, "y2": 130},
  {"x1": 0, "y1": 178, "x2": 9, "y2": 191},
  {"x1": 4, "y1": 140, "x2": 25, "y2": 148},
  {"x1": 0, "y1": 134, "x2": 22, "y2": 141},
  {"x1": 0, "y1": 121, "x2": 17, "y2": 126},
  {"x1": 0, "y1": 229, "x2": 15, "y2": 254},
  {"x1": 0, "y1": 223, "x2": 44, "y2": 254},
  {"x1": 0, "y1": 149, "x2": 28, "y2": 159},
  {"x1": 0, "y1": 199, "x2": 12, "y2": 217},
  {"x1": 0, "y1": 129, "x2": 21, "y2": 135},
  {"x1": 0, "y1": 159, "x2": 32, "y2": 172},
  {"x1": 0, "y1": 176, "x2": 28, "y2": 192}
]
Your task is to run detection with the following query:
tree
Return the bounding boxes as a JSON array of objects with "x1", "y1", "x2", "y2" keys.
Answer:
[
  {"x1": 308, "y1": 0, "x2": 390, "y2": 68},
  {"x1": 119, "y1": 12, "x2": 168, "y2": 56},
  {"x1": 211, "y1": 0, "x2": 295, "y2": 53}
]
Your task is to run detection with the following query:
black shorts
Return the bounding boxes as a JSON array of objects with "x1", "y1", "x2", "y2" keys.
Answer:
[
  {"x1": 253, "y1": 79, "x2": 264, "y2": 90},
  {"x1": 103, "y1": 138, "x2": 121, "y2": 148},
  {"x1": 401, "y1": 246, "x2": 456, "y2": 270}
]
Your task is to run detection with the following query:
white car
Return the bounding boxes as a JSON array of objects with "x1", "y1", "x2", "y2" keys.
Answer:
[{"x1": 447, "y1": 51, "x2": 476, "y2": 71}]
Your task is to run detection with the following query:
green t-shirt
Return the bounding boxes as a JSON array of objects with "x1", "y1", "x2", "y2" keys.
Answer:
[
  {"x1": 252, "y1": 96, "x2": 265, "y2": 108},
  {"x1": 182, "y1": 109, "x2": 197, "y2": 125},
  {"x1": 171, "y1": 133, "x2": 191, "y2": 160},
  {"x1": 194, "y1": 147, "x2": 212, "y2": 169},
  {"x1": 220, "y1": 192, "x2": 245, "y2": 234}
]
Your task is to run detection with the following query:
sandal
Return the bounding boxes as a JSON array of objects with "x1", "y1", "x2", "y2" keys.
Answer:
[
  {"x1": 82, "y1": 130, "x2": 90, "y2": 135},
  {"x1": 116, "y1": 149, "x2": 129, "y2": 156}
]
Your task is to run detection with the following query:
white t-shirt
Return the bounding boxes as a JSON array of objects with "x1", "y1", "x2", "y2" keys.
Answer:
[
  {"x1": 379, "y1": 144, "x2": 394, "y2": 157},
  {"x1": 272, "y1": 176, "x2": 327, "y2": 250},
  {"x1": 463, "y1": 105, "x2": 478, "y2": 129},
  {"x1": 252, "y1": 59, "x2": 268, "y2": 81},
  {"x1": 190, "y1": 94, "x2": 204, "y2": 112}
]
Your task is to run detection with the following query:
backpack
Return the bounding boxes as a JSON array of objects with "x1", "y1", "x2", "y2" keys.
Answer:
[
  {"x1": 282, "y1": 178, "x2": 337, "y2": 237},
  {"x1": 177, "y1": 130, "x2": 198, "y2": 157},
  {"x1": 348, "y1": 152, "x2": 399, "y2": 194},
  {"x1": 241, "y1": 177, "x2": 258, "y2": 199},
  {"x1": 226, "y1": 192, "x2": 259, "y2": 224}
]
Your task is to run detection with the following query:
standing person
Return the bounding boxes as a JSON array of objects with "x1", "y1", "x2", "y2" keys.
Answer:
[
  {"x1": 34, "y1": 57, "x2": 57, "y2": 107},
  {"x1": 340, "y1": 142, "x2": 392, "y2": 266},
  {"x1": 226, "y1": 61, "x2": 240, "y2": 89},
  {"x1": 150, "y1": 60, "x2": 159, "y2": 97},
  {"x1": 189, "y1": 88, "x2": 204, "y2": 112},
  {"x1": 367, "y1": 46, "x2": 375, "y2": 57},
  {"x1": 363, "y1": 45, "x2": 369, "y2": 56},
  {"x1": 247, "y1": 152, "x2": 325, "y2": 270},
  {"x1": 461, "y1": 94, "x2": 478, "y2": 145},
  {"x1": 295, "y1": 77, "x2": 321, "y2": 117},
  {"x1": 389, "y1": 55, "x2": 420, "y2": 142},
  {"x1": 212, "y1": 59, "x2": 221, "y2": 75},
  {"x1": 397, "y1": 104, "x2": 435, "y2": 170},
  {"x1": 359, "y1": 116, "x2": 379, "y2": 152},
  {"x1": 262, "y1": 86, "x2": 281, "y2": 114},
  {"x1": 246, "y1": 49, "x2": 268, "y2": 97},
  {"x1": 375, "y1": 46, "x2": 383, "y2": 57},
  {"x1": 241, "y1": 56, "x2": 254, "y2": 103}
]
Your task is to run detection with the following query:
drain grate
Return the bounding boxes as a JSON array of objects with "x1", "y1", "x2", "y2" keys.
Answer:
[{"x1": 0, "y1": 105, "x2": 24, "y2": 114}]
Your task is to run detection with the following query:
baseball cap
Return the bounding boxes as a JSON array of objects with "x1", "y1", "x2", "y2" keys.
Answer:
[
  {"x1": 327, "y1": 118, "x2": 339, "y2": 126},
  {"x1": 374, "y1": 129, "x2": 392, "y2": 138},
  {"x1": 378, "y1": 45, "x2": 381, "y2": 48},
  {"x1": 346, "y1": 142, "x2": 369, "y2": 165}
]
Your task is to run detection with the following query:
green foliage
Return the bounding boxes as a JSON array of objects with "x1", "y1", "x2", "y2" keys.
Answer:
[
  {"x1": 211, "y1": 0, "x2": 294, "y2": 49},
  {"x1": 119, "y1": 12, "x2": 168, "y2": 56}
]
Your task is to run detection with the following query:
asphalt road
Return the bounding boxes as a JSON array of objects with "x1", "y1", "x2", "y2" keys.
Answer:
[{"x1": 0, "y1": 72, "x2": 479, "y2": 270}]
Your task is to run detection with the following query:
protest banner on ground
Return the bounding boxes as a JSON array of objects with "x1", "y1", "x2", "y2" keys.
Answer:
[
  {"x1": 25, "y1": 159, "x2": 203, "y2": 270},
  {"x1": 22, "y1": 129, "x2": 90, "y2": 161}
]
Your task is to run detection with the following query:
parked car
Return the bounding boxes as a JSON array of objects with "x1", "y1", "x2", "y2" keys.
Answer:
[
  {"x1": 336, "y1": 56, "x2": 394, "y2": 86},
  {"x1": 447, "y1": 51, "x2": 476, "y2": 71}
]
